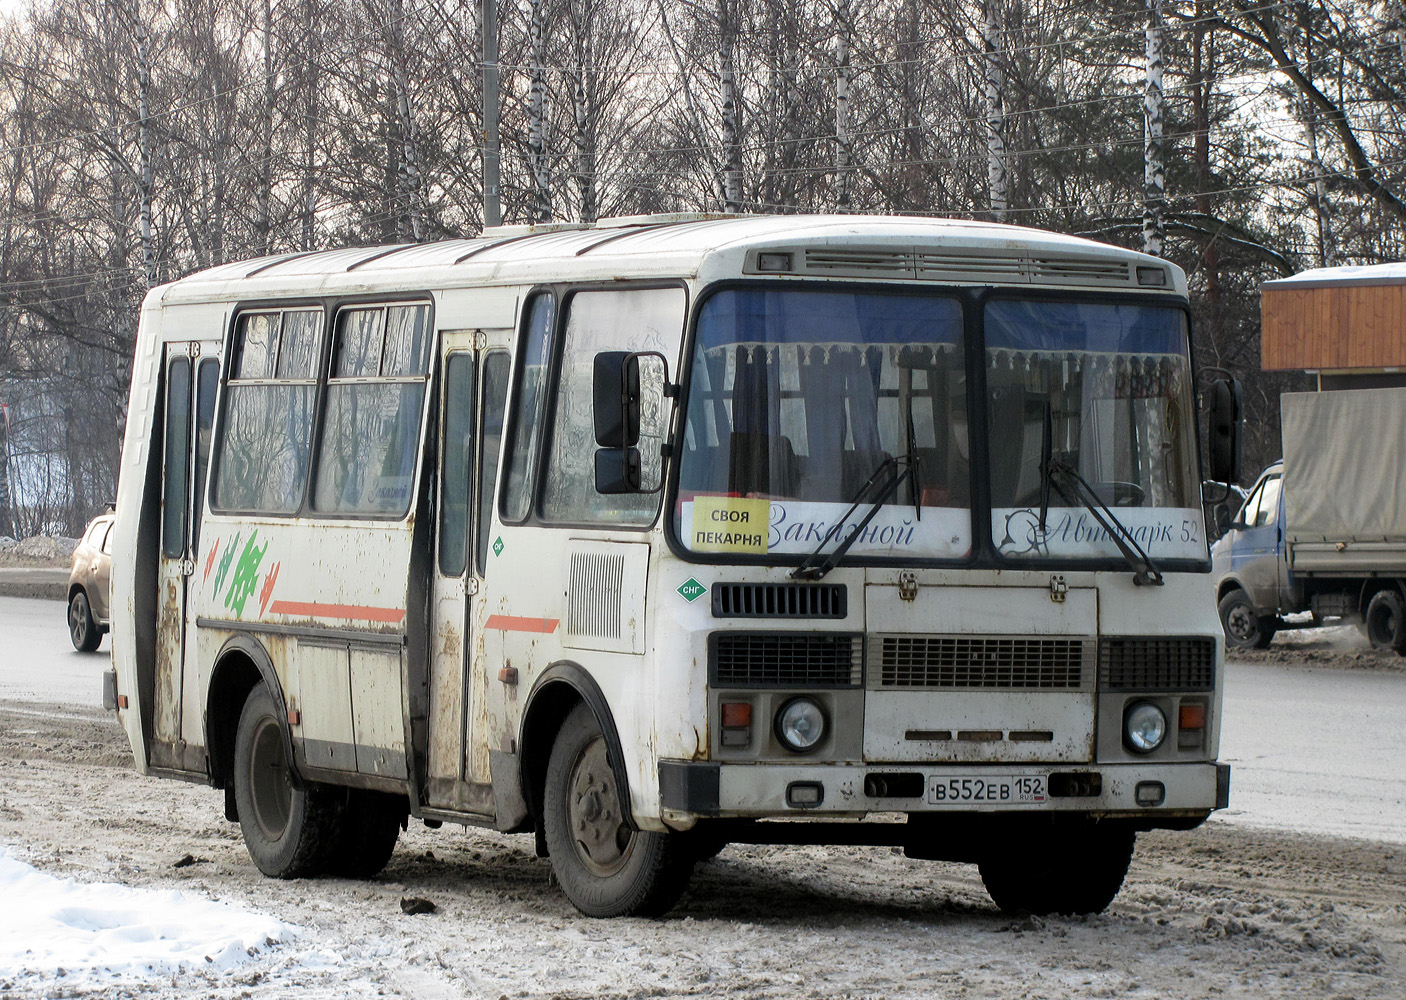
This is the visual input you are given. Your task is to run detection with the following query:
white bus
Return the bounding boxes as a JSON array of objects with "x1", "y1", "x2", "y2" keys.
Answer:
[{"x1": 107, "y1": 214, "x2": 1238, "y2": 917}]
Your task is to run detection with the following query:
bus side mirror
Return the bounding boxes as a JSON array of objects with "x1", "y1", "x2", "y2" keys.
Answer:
[
  {"x1": 595, "y1": 448, "x2": 642, "y2": 494},
  {"x1": 1208, "y1": 377, "x2": 1243, "y2": 485},
  {"x1": 593, "y1": 351, "x2": 640, "y2": 449},
  {"x1": 593, "y1": 350, "x2": 671, "y2": 495}
]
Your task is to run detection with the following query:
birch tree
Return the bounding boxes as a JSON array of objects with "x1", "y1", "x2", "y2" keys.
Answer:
[
  {"x1": 1143, "y1": 0, "x2": 1166, "y2": 256},
  {"x1": 981, "y1": 0, "x2": 1007, "y2": 222}
]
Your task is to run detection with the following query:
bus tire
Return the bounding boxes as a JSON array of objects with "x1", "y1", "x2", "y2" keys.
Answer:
[
  {"x1": 978, "y1": 826, "x2": 1135, "y2": 916},
  {"x1": 325, "y1": 790, "x2": 404, "y2": 879},
  {"x1": 1218, "y1": 589, "x2": 1275, "y2": 650},
  {"x1": 1365, "y1": 589, "x2": 1406, "y2": 653},
  {"x1": 233, "y1": 685, "x2": 343, "y2": 879},
  {"x1": 68, "y1": 590, "x2": 101, "y2": 652},
  {"x1": 543, "y1": 703, "x2": 694, "y2": 917}
]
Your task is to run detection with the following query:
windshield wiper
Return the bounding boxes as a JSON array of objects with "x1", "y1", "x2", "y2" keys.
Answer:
[
  {"x1": 1046, "y1": 458, "x2": 1164, "y2": 587},
  {"x1": 791, "y1": 454, "x2": 920, "y2": 581}
]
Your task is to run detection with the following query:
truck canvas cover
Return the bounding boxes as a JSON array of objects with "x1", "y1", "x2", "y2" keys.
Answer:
[{"x1": 1282, "y1": 387, "x2": 1406, "y2": 573}]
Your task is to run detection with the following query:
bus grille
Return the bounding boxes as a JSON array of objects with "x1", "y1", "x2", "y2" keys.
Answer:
[
  {"x1": 1099, "y1": 637, "x2": 1216, "y2": 691},
  {"x1": 873, "y1": 636, "x2": 1088, "y2": 689},
  {"x1": 712, "y1": 582, "x2": 847, "y2": 619},
  {"x1": 710, "y1": 633, "x2": 863, "y2": 688}
]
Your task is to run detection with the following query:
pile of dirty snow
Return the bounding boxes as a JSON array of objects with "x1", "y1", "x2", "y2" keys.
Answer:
[
  {"x1": 0, "y1": 847, "x2": 295, "y2": 990},
  {"x1": 0, "y1": 535, "x2": 79, "y2": 566}
]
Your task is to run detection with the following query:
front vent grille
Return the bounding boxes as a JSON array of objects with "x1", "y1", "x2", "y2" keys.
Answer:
[
  {"x1": 711, "y1": 633, "x2": 863, "y2": 688},
  {"x1": 874, "y1": 636, "x2": 1088, "y2": 689},
  {"x1": 712, "y1": 583, "x2": 847, "y2": 619},
  {"x1": 1099, "y1": 637, "x2": 1216, "y2": 691}
]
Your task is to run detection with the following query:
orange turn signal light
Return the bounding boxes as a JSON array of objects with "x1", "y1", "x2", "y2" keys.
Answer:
[
  {"x1": 721, "y1": 702, "x2": 752, "y2": 728},
  {"x1": 1179, "y1": 704, "x2": 1206, "y2": 730}
]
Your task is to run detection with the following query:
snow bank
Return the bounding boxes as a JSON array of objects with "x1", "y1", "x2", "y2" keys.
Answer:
[{"x1": 0, "y1": 848, "x2": 295, "y2": 986}]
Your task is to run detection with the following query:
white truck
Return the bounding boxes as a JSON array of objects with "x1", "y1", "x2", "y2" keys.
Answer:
[{"x1": 1212, "y1": 387, "x2": 1406, "y2": 651}]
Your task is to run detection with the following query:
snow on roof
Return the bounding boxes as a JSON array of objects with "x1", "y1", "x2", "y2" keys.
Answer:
[
  {"x1": 0, "y1": 848, "x2": 294, "y2": 987},
  {"x1": 1265, "y1": 261, "x2": 1406, "y2": 289}
]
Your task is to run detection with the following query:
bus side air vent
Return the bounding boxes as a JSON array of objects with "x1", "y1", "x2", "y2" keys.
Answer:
[
  {"x1": 1099, "y1": 637, "x2": 1216, "y2": 691},
  {"x1": 566, "y1": 551, "x2": 627, "y2": 640},
  {"x1": 710, "y1": 633, "x2": 863, "y2": 688},
  {"x1": 711, "y1": 583, "x2": 847, "y2": 619}
]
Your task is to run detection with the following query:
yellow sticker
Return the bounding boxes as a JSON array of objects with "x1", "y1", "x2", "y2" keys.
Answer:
[{"x1": 691, "y1": 496, "x2": 770, "y2": 554}]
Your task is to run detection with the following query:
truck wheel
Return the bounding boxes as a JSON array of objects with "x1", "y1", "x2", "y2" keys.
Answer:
[
  {"x1": 979, "y1": 827, "x2": 1135, "y2": 916},
  {"x1": 543, "y1": 703, "x2": 695, "y2": 917},
  {"x1": 325, "y1": 789, "x2": 404, "y2": 878},
  {"x1": 233, "y1": 685, "x2": 343, "y2": 878},
  {"x1": 1365, "y1": 590, "x2": 1406, "y2": 653},
  {"x1": 1218, "y1": 589, "x2": 1276, "y2": 649},
  {"x1": 68, "y1": 590, "x2": 101, "y2": 652}
]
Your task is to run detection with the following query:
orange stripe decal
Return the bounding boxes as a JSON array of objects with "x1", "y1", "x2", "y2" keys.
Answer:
[
  {"x1": 484, "y1": 614, "x2": 560, "y2": 634},
  {"x1": 268, "y1": 600, "x2": 406, "y2": 624}
]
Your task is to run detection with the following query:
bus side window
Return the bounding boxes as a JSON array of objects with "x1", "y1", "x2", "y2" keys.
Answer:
[
  {"x1": 500, "y1": 295, "x2": 555, "y2": 522},
  {"x1": 314, "y1": 303, "x2": 432, "y2": 517},
  {"x1": 212, "y1": 308, "x2": 321, "y2": 514},
  {"x1": 438, "y1": 353, "x2": 475, "y2": 577},
  {"x1": 477, "y1": 351, "x2": 510, "y2": 575},
  {"x1": 191, "y1": 358, "x2": 219, "y2": 552},
  {"x1": 540, "y1": 287, "x2": 684, "y2": 524},
  {"x1": 161, "y1": 357, "x2": 192, "y2": 558}
]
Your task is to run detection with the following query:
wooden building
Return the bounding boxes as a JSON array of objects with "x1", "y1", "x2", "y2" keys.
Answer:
[{"x1": 1262, "y1": 263, "x2": 1406, "y2": 388}]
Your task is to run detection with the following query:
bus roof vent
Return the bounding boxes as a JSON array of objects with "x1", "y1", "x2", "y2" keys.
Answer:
[
  {"x1": 1029, "y1": 257, "x2": 1133, "y2": 286},
  {"x1": 914, "y1": 251, "x2": 1026, "y2": 281},
  {"x1": 800, "y1": 248, "x2": 915, "y2": 278}
]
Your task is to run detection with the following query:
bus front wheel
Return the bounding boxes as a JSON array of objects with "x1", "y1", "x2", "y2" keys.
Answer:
[
  {"x1": 232, "y1": 685, "x2": 343, "y2": 879},
  {"x1": 543, "y1": 703, "x2": 695, "y2": 917},
  {"x1": 978, "y1": 826, "x2": 1135, "y2": 916}
]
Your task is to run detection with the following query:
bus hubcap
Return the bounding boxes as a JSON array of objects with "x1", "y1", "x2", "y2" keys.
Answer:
[
  {"x1": 568, "y1": 737, "x2": 633, "y2": 876},
  {"x1": 248, "y1": 716, "x2": 293, "y2": 841}
]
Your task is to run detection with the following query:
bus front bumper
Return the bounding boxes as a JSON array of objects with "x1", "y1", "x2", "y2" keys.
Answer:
[{"x1": 659, "y1": 759, "x2": 1230, "y2": 822}]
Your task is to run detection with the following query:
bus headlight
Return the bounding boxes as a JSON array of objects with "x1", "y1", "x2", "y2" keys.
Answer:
[
  {"x1": 1124, "y1": 702, "x2": 1167, "y2": 753},
  {"x1": 775, "y1": 697, "x2": 826, "y2": 753}
]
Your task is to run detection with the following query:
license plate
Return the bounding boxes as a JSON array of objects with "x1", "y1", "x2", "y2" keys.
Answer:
[{"x1": 927, "y1": 774, "x2": 1046, "y2": 805}]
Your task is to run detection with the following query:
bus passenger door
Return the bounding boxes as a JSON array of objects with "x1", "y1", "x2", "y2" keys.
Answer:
[
  {"x1": 426, "y1": 337, "x2": 510, "y2": 813},
  {"x1": 153, "y1": 344, "x2": 221, "y2": 773}
]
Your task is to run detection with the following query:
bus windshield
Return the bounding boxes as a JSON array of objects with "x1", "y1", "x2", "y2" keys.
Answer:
[
  {"x1": 985, "y1": 299, "x2": 1203, "y2": 562},
  {"x1": 675, "y1": 287, "x2": 972, "y2": 561}
]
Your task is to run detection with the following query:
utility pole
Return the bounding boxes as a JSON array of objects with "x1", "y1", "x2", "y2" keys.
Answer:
[{"x1": 482, "y1": 0, "x2": 502, "y2": 228}]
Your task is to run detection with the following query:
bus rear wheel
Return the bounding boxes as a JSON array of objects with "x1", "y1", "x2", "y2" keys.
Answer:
[
  {"x1": 326, "y1": 789, "x2": 404, "y2": 879},
  {"x1": 978, "y1": 826, "x2": 1135, "y2": 916},
  {"x1": 233, "y1": 685, "x2": 343, "y2": 878},
  {"x1": 543, "y1": 704, "x2": 694, "y2": 917}
]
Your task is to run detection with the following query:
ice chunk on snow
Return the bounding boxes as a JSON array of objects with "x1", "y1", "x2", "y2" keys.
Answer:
[{"x1": 0, "y1": 848, "x2": 294, "y2": 982}]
